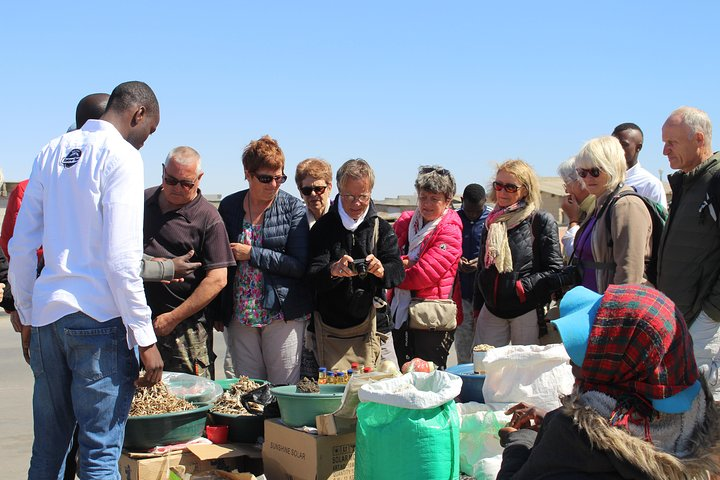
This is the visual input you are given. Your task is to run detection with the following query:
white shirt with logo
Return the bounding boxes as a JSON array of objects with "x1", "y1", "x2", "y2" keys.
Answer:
[
  {"x1": 8, "y1": 119, "x2": 156, "y2": 348},
  {"x1": 625, "y1": 162, "x2": 668, "y2": 209}
]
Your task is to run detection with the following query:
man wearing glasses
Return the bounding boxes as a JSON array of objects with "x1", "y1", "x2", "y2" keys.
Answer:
[{"x1": 143, "y1": 146, "x2": 235, "y2": 378}]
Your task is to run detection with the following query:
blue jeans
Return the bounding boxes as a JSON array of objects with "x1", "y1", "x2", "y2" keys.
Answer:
[{"x1": 28, "y1": 313, "x2": 138, "y2": 480}]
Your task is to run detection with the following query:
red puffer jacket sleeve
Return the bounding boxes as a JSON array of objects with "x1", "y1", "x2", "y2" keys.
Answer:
[
  {"x1": 1, "y1": 179, "x2": 29, "y2": 260},
  {"x1": 395, "y1": 210, "x2": 463, "y2": 297}
]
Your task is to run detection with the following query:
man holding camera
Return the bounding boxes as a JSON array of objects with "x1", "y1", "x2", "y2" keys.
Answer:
[{"x1": 307, "y1": 159, "x2": 405, "y2": 369}]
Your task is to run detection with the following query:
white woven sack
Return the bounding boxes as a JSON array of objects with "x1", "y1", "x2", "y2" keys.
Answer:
[
  {"x1": 481, "y1": 344, "x2": 574, "y2": 411},
  {"x1": 358, "y1": 370, "x2": 462, "y2": 409}
]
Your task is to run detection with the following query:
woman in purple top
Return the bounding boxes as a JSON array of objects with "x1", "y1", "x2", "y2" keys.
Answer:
[{"x1": 572, "y1": 136, "x2": 653, "y2": 293}]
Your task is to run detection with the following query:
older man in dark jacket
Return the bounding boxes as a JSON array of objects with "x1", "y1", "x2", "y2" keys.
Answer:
[
  {"x1": 307, "y1": 159, "x2": 405, "y2": 370},
  {"x1": 657, "y1": 106, "x2": 720, "y2": 400}
]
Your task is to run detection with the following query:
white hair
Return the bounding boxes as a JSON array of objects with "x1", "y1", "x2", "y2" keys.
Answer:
[
  {"x1": 575, "y1": 136, "x2": 626, "y2": 192},
  {"x1": 670, "y1": 106, "x2": 713, "y2": 148},
  {"x1": 164, "y1": 146, "x2": 202, "y2": 174},
  {"x1": 557, "y1": 156, "x2": 579, "y2": 184}
]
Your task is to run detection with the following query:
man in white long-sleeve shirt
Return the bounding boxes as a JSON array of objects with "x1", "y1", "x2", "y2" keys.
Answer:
[
  {"x1": 8, "y1": 81, "x2": 164, "y2": 480},
  {"x1": 612, "y1": 122, "x2": 668, "y2": 210}
]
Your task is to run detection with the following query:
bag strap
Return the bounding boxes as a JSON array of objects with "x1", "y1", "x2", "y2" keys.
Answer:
[
  {"x1": 702, "y1": 168, "x2": 720, "y2": 225},
  {"x1": 530, "y1": 212, "x2": 542, "y2": 273},
  {"x1": 372, "y1": 217, "x2": 379, "y2": 254}
]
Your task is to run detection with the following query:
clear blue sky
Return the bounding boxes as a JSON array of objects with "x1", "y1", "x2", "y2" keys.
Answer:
[{"x1": 2, "y1": 1, "x2": 718, "y2": 201}]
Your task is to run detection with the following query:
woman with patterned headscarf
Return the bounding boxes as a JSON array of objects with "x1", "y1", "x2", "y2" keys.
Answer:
[{"x1": 497, "y1": 285, "x2": 720, "y2": 480}]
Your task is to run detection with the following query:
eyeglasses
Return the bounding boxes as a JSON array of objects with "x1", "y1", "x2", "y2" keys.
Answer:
[
  {"x1": 163, "y1": 166, "x2": 197, "y2": 189},
  {"x1": 340, "y1": 193, "x2": 371, "y2": 204},
  {"x1": 299, "y1": 185, "x2": 328, "y2": 196},
  {"x1": 492, "y1": 180, "x2": 520, "y2": 193},
  {"x1": 420, "y1": 166, "x2": 451, "y2": 176},
  {"x1": 576, "y1": 167, "x2": 602, "y2": 178},
  {"x1": 255, "y1": 174, "x2": 288, "y2": 184}
]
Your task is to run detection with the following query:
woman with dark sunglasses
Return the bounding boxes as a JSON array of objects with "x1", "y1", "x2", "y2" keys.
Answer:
[
  {"x1": 473, "y1": 159, "x2": 564, "y2": 347},
  {"x1": 206, "y1": 135, "x2": 313, "y2": 385},
  {"x1": 572, "y1": 136, "x2": 653, "y2": 293},
  {"x1": 294, "y1": 158, "x2": 333, "y2": 229}
]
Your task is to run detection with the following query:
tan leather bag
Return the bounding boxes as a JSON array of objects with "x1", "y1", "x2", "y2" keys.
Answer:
[
  {"x1": 408, "y1": 298, "x2": 457, "y2": 331},
  {"x1": 313, "y1": 308, "x2": 382, "y2": 372}
]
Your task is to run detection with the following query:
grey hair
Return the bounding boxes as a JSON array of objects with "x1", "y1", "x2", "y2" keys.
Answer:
[
  {"x1": 557, "y1": 156, "x2": 579, "y2": 184},
  {"x1": 670, "y1": 106, "x2": 713, "y2": 147},
  {"x1": 165, "y1": 146, "x2": 202, "y2": 174},
  {"x1": 415, "y1": 165, "x2": 456, "y2": 200},
  {"x1": 575, "y1": 136, "x2": 626, "y2": 192},
  {"x1": 336, "y1": 158, "x2": 375, "y2": 191}
]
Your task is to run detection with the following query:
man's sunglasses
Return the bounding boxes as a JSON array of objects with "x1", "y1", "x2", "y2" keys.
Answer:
[
  {"x1": 163, "y1": 165, "x2": 197, "y2": 189},
  {"x1": 576, "y1": 167, "x2": 602, "y2": 178},
  {"x1": 492, "y1": 180, "x2": 520, "y2": 193},
  {"x1": 255, "y1": 174, "x2": 288, "y2": 184},
  {"x1": 299, "y1": 185, "x2": 328, "y2": 196}
]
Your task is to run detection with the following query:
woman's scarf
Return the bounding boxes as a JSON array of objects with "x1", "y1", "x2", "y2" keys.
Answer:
[
  {"x1": 391, "y1": 208, "x2": 447, "y2": 329},
  {"x1": 338, "y1": 199, "x2": 369, "y2": 232},
  {"x1": 580, "y1": 285, "x2": 700, "y2": 441},
  {"x1": 578, "y1": 389, "x2": 706, "y2": 457},
  {"x1": 483, "y1": 200, "x2": 534, "y2": 273}
]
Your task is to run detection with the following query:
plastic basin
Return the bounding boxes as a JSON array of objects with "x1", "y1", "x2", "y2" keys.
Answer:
[
  {"x1": 270, "y1": 384, "x2": 345, "y2": 427},
  {"x1": 208, "y1": 412, "x2": 265, "y2": 443},
  {"x1": 124, "y1": 403, "x2": 211, "y2": 450},
  {"x1": 446, "y1": 363, "x2": 486, "y2": 403},
  {"x1": 209, "y1": 378, "x2": 269, "y2": 443}
]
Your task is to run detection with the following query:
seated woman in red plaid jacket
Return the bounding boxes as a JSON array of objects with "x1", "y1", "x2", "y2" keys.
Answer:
[{"x1": 497, "y1": 284, "x2": 720, "y2": 480}]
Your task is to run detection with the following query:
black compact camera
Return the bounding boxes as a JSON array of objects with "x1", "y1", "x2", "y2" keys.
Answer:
[{"x1": 350, "y1": 258, "x2": 368, "y2": 276}]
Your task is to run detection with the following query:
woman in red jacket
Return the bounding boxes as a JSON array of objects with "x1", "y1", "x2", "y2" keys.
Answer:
[{"x1": 390, "y1": 165, "x2": 463, "y2": 368}]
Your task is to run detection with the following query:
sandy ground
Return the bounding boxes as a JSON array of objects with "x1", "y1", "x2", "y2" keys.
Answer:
[{"x1": 0, "y1": 312, "x2": 458, "y2": 478}]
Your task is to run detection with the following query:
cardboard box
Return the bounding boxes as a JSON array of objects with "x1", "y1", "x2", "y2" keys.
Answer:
[
  {"x1": 119, "y1": 443, "x2": 262, "y2": 480},
  {"x1": 262, "y1": 419, "x2": 355, "y2": 480}
]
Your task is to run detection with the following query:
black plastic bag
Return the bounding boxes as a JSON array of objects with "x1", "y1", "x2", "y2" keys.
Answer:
[{"x1": 241, "y1": 384, "x2": 281, "y2": 418}]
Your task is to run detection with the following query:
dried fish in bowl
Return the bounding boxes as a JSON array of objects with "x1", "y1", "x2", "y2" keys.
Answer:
[
  {"x1": 296, "y1": 377, "x2": 320, "y2": 393},
  {"x1": 211, "y1": 376, "x2": 263, "y2": 415},
  {"x1": 129, "y1": 381, "x2": 196, "y2": 416}
]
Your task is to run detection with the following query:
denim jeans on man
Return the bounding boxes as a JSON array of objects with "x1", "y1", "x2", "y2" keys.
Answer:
[{"x1": 28, "y1": 313, "x2": 138, "y2": 480}]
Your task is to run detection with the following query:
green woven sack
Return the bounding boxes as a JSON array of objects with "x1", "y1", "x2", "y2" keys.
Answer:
[{"x1": 355, "y1": 399, "x2": 459, "y2": 480}]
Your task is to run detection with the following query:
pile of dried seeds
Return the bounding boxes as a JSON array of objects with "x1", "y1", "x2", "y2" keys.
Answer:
[
  {"x1": 129, "y1": 381, "x2": 196, "y2": 416},
  {"x1": 211, "y1": 376, "x2": 263, "y2": 415}
]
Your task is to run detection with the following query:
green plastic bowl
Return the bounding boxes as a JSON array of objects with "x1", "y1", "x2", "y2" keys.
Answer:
[
  {"x1": 124, "y1": 403, "x2": 211, "y2": 450},
  {"x1": 270, "y1": 384, "x2": 345, "y2": 428}
]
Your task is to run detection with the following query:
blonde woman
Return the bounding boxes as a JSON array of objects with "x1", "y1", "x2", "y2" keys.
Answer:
[
  {"x1": 572, "y1": 136, "x2": 653, "y2": 293},
  {"x1": 473, "y1": 159, "x2": 564, "y2": 347}
]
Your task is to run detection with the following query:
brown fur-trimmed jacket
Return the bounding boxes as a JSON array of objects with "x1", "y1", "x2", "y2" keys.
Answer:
[{"x1": 497, "y1": 382, "x2": 720, "y2": 480}]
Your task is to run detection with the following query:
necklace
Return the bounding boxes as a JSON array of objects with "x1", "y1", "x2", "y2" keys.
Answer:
[{"x1": 246, "y1": 190, "x2": 272, "y2": 227}]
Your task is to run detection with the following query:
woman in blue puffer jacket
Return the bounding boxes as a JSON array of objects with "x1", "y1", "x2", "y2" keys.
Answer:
[{"x1": 206, "y1": 135, "x2": 313, "y2": 384}]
